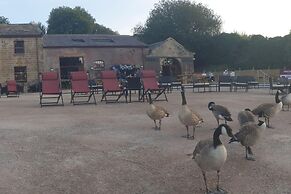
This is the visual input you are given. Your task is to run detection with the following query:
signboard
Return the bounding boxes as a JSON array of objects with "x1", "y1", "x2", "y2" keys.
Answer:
[
  {"x1": 90, "y1": 60, "x2": 105, "y2": 71},
  {"x1": 280, "y1": 69, "x2": 291, "y2": 80}
]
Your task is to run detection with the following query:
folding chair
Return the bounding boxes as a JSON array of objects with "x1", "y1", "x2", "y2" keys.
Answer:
[
  {"x1": 40, "y1": 72, "x2": 64, "y2": 107},
  {"x1": 141, "y1": 70, "x2": 168, "y2": 102},
  {"x1": 101, "y1": 70, "x2": 127, "y2": 103},
  {"x1": 6, "y1": 80, "x2": 19, "y2": 97},
  {"x1": 70, "y1": 71, "x2": 96, "y2": 105}
]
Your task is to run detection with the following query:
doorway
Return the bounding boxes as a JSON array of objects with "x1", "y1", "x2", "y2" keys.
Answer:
[
  {"x1": 161, "y1": 58, "x2": 181, "y2": 79},
  {"x1": 59, "y1": 57, "x2": 84, "y2": 80}
]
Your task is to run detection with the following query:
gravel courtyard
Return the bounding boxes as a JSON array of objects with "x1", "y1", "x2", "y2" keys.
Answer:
[{"x1": 0, "y1": 89, "x2": 290, "y2": 194}]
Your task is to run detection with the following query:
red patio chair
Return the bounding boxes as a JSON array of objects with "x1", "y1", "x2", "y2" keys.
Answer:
[
  {"x1": 141, "y1": 70, "x2": 167, "y2": 102},
  {"x1": 40, "y1": 72, "x2": 64, "y2": 107},
  {"x1": 101, "y1": 70, "x2": 127, "y2": 103},
  {"x1": 70, "y1": 71, "x2": 96, "y2": 105},
  {"x1": 6, "y1": 80, "x2": 19, "y2": 97}
]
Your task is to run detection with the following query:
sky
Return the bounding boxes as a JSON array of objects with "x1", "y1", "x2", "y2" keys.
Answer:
[{"x1": 0, "y1": 0, "x2": 291, "y2": 37}]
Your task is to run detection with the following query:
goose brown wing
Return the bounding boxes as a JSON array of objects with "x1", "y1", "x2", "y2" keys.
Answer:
[
  {"x1": 213, "y1": 105, "x2": 231, "y2": 116},
  {"x1": 191, "y1": 111, "x2": 203, "y2": 122},
  {"x1": 235, "y1": 124, "x2": 258, "y2": 141},
  {"x1": 252, "y1": 103, "x2": 274, "y2": 116},
  {"x1": 238, "y1": 110, "x2": 256, "y2": 126},
  {"x1": 155, "y1": 105, "x2": 169, "y2": 116}
]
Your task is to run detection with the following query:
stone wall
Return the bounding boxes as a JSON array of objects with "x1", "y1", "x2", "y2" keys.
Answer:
[
  {"x1": 42, "y1": 47, "x2": 147, "y2": 72},
  {"x1": 0, "y1": 37, "x2": 43, "y2": 87}
]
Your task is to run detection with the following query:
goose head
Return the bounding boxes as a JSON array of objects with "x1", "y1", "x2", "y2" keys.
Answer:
[
  {"x1": 216, "y1": 124, "x2": 234, "y2": 137},
  {"x1": 244, "y1": 108, "x2": 251, "y2": 111},
  {"x1": 213, "y1": 124, "x2": 235, "y2": 148},
  {"x1": 208, "y1": 102, "x2": 215, "y2": 111},
  {"x1": 258, "y1": 120, "x2": 266, "y2": 129}
]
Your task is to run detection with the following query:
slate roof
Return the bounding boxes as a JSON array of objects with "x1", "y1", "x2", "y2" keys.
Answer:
[
  {"x1": 43, "y1": 34, "x2": 148, "y2": 48},
  {"x1": 0, "y1": 24, "x2": 42, "y2": 37}
]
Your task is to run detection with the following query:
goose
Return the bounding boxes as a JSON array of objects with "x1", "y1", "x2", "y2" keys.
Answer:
[
  {"x1": 229, "y1": 120, "x2": 266, "y2": 161},
  {"x1": 237, "y1": 108, "x2": 256, "y2": 126},
  {"x1": 208, "y1": 102, "x2": 233, "y2": 127},
  {"x1": 192, "y1": 124, "x2": 235, "y2": 194},
  {"x1": 146, "y1": 92, "x2": 169, "y2": 130},
  {"x1": 281, "y1": 92, "x2": 291, "y2": 111},
  {"x1": 251, "y1": 90, "x2": 282, "y2": 128},
  {"x1": 178, "y1": 86, "x2": 203, "y2": 139}
]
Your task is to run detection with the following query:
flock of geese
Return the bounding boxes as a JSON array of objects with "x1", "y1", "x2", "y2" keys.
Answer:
[{"x1": 146, "y1": 86, "x2": 291, "y2": 194}]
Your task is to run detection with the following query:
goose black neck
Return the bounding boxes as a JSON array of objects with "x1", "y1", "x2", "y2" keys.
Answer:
[
  {"x1": 148, "y1": 93, "x2": 153, "y2": 104},
  {"x1": 275, "y1": 91, "x2": 280, "y2": 103},
  {"x1": 213, "y1": 128, "x2": 223, "y2": 148},
  {"x1": 181, "y1": 91, "x2": 187, "y2": 105}
]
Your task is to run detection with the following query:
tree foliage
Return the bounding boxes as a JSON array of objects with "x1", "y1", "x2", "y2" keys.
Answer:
[
  {"x1": 199, "y1": 33, "x2": 291, "y2": 72},
  {"x1": 133, "y1": 0, "x2": 291, "y2": 71},
  {"x1": 134, "y1": 0, "x2": 222, "y2": 44},
  {"x1": 47, "y1": 6, "x2": 117, "y2": 35},
  {"x1": 0, "y1": 16, "x2": 10, "y2": 24}
]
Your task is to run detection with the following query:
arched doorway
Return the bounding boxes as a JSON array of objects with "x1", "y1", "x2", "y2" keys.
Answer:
[{"x1": 161, "y1": 58, "x2": 182, "y2": 78}]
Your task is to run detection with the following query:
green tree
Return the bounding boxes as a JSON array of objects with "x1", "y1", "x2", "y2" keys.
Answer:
[
  {"x1": 47, "y1": 6, "x2": 117, "y2": 35},
  {"x1": 134, "y1": 0, "x2": 222, "y2": 44},
  {"x1": 94, "y1": 23, "x2": 118, "y2": 35},
  {"x1": 30, "y1": 21, "x2": 47, "y2": 35},
  {"x1": 47, "y1": 6, "x2": 96, "y2": 34},
  {"x1": 0, "y1": 16, "x2": 10, "y2": 24}
]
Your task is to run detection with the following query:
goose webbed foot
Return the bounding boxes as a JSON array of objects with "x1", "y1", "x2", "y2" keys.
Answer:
[
  {"x1": 246, "y1": 147, "x2": 256, "y2": 161},
  {"x1": 267, "y1": 125, "x2": 274, "y2": 129},
  {"x1": 246, "y1": 156, "x2": 256, "y2": 161},
  {"x1": 207, "y1": 188, "x2": 228, "y2": 194}
]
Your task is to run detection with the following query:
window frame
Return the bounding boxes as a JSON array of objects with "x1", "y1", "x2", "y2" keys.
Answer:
[
  {"x1": 14, "y1": 66, "x2": 27, "y2": 82},
  {"x1": 14, "y1": 40, "x2": 25, "y2": 54}
]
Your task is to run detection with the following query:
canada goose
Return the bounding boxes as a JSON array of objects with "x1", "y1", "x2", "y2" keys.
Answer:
[
  {"x1": 208, "y1": 102, "x2": 233, "y2": 127},
  {"x1": 229, "y1": 120, "x2": 266, "y2": 161},
  {"x1": 146, "y1": 92, "x2": 169, "y2": 130},
  {"x1": 178, "y1": 86, "x2": 203, "y2": 139},
  {"x1": 251, "y1": 90, "x2": 282, "y2": 128},
  {"x1": 237, "y1": 108, "x2": 256, "y2": 126},
  {"x1": 192, "y1": 124, "x2": 234, "y2": 193},
  {"x1": 281, "y1": 92, "x2": 291, "y2": 111}
]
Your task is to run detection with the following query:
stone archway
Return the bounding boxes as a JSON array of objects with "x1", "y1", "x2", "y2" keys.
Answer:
[{"x1": 161, "y1": 58, "x2": 182, "y2": 78}]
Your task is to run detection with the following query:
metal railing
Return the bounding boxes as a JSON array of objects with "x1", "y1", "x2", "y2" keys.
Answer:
[{"x1": 256, "y1": 70, "x2": 270, "y2": 88}]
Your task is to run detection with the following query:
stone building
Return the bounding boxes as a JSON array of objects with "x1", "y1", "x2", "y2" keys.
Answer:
[
  {"x1": 0, "y1": 23, "x2": 195, "y2": 91},
  {"x1": 145, "y1": 37, "x2": 194, "y2": 82},
  {"x1": 42, "y1": 34, "x2": 148, "y2": 81},
  {"x1": 0, "y1": 24, "x2": 43, "y2": 89}
]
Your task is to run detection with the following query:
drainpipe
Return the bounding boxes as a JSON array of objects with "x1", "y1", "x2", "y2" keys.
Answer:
[
  {"x1": 35, "y1": 37, "x2": 40, "y2": 79},
  {"x1": 35, "y1": 36, "x2": 41, "y2": 92}
]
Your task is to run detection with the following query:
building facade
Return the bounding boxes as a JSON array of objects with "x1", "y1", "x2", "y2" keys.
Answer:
[
  {"x1": 0, "y1": 24, "x2": 43, "y2": 89},
  {"x1": 145, "y1": 37, "x2": 194, "y2": 82},
  {"x1": 0, "y1": 24, "x2": 195, "y2": 91},
  {"x1": 42, "y1": 34, "x2": 148, "y2": 81}
]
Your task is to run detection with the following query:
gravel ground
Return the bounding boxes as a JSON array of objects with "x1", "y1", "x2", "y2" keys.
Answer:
[{"x1": 0, "y1": 89, "x2": 290, "y2": 194}]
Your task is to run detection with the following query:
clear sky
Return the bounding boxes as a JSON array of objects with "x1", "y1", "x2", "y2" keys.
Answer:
[{"x1": 0, "y1": 0, "x2": 291, "y2": 37}]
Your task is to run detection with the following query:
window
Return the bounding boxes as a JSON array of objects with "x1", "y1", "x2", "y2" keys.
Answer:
[
  {"x1": 14, "y1": 66, "x2": 27, "y2": 82},
  {"x1": 14, "y1": 40, "x2": 24, "y2": 54}
]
